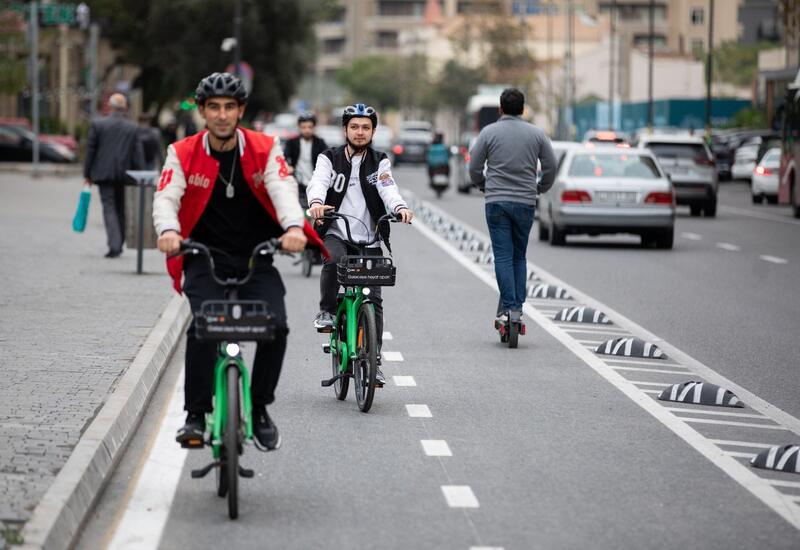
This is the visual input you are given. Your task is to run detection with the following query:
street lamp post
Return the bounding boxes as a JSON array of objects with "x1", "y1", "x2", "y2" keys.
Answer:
[
  {"x1": 609, "y1": 0, "x2": 615, "y2": 130},
  {"x1": 30, "y1": 1, "x2": 40, "y2": 174},
  {"x1": 233, "y1": 0, "x2": 242, "y2": 76},
  {"x1": 705, "y1": 0, "x2": 715, "y2": 137},
  {"x1": 647, "y1": 0, "x2": 654, "y2": 131}
]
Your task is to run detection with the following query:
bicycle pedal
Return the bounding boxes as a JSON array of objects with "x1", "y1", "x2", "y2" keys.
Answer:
[
  {"x1": 180, "y1": 437, "x2": 205, "y2": 449},
  {"x1": 238, "y1": 466, "x2": 255, "y2": 478},
  {"x1": 316, "y1": 326, "x2": 333, "y2": 334}
]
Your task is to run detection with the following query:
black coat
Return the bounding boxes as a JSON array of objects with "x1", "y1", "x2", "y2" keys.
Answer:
[
  {"x1": 283, "y1": 135, "x2": 327, "y2": 170},
  {"x1": 84, "y1": 112, "x2": 145, "y2": 182}
]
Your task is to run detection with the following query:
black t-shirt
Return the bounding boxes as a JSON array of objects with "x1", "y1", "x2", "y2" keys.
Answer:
[{"x1": 190, "y1": 147, "x2": 283, "y2": 263}]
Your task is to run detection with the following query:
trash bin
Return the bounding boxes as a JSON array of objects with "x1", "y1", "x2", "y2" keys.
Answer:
[{"x1": 124, "y1": 183, "x2": 157, "y2": 249}]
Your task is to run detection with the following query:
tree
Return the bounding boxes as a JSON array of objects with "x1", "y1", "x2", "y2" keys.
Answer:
[
  {"x1": 337, "y1": 54, "x2": 433, "y2": 112},
  {"x1": 428, "y1": 60, "x2": 485, "y2": 112},
  {"x1": 84, "y1": 0, "x2": 321, "y2": 116},
  {"x1": 711, "y1": 41, "x2": 775, "y2": 88},
  {"x1": 0, "y1": 10, "x2": 26, "y2": 96}
]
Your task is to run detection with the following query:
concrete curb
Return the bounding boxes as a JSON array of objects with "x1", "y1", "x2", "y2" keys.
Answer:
[
  {"x1": 0, "y1": 163, "x2": 82, "y2": 177},
  {"x1": 18, "y1": 295, "x2": 190, "y2": 550}
]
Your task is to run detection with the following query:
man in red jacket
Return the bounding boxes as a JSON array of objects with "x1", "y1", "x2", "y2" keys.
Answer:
[{"x1": 153, "y1": 73, "x2": 325, "y2": 450}]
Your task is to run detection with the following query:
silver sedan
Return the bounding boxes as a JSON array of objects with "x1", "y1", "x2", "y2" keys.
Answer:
[{"x1": 537, "y1": 146, "x2": 675, "y2": 249}]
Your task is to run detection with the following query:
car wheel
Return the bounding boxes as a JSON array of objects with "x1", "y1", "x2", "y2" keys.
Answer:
[
  {"x1": 549, "y1": 219, "x2": 566, "y2": 246},
  {"x1": 703, "y1": 197, "x2": 717, "y2": 217},
  {"x1": 690, "y1": 204, "x2": 702, "y2": 216},
  {"x1": 538, "y1": 220, "x2": 549, "y2": 241},
  {"x1": 766, "y1": 195, "x2": 778, "y2": 205},
  {"x1": 752, "y1": 194, "x2": 763, "y2": 204},
  {"x1": 657, "y1": 229, "x2": 674, "y2": 249}
]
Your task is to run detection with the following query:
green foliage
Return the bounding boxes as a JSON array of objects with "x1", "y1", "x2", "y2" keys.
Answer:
[
  {"x1": 711, "y1": 41, "x2": 776, "y2": 88},
  {"x1": 725, "y1": 106, "x2": 767, "y2": 129},
  {"x1": 83, "y1": 0, "x2": 320, "y2": 116},
  {"x1": 431, "y1": 60, "x2": 486, "y2": 112},
  {"x1": 0, "y1": 11, "x2": 27, "y2": 95}
]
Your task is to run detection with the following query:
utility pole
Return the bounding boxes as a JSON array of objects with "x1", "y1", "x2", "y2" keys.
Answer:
[
  {"x1": 609, "y1": 0, "x2": 615, "y2": 130},
  {"x1": 705, "y1": 0, "x2": 715, "y2": 137},
  {"x1": 647, "y1": 0, "x2": 654, "y2": 131},
  {"x1": 565, "y1": 0, "x2": 574, "y2": 140},
  {"x1": 30, "y1": 0, "x2": 40, "y2": 174},
  {"x1": 88, "y1": 23, "x2": 98, "y2": 120},
  {"x1": 233, "y1": 0, "x2": 242, "y2": 76},
  {"x1": 547, "y1": 1, "x2": 553, "y2": 133}
]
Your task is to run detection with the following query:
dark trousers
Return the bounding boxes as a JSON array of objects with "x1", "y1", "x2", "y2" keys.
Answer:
[
  {"x1": 319, "y1": 235, "x2": 384, "y2": 348},
  {"x1": 182, "y1": 255, "x2": 288, "y2": 413},
  {"x1": 97, "y1": 182, "x2": 125, "y2": 253},
  {"x1": 485, "y1": 201, "x2": 535, "y2": 313}
]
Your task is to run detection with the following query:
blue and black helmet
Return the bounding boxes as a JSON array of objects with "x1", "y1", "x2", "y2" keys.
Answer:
[{"x1": 342, "y1": 103, "x2": 377, "y2": 128}]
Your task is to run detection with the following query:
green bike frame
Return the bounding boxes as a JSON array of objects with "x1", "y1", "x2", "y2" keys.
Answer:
[
  {"x1": 207, "y1": 343, "x2": 253, "y2": 460},
  {"x1": 330, "y1": 286, "x2": 373, "y2": 374}
]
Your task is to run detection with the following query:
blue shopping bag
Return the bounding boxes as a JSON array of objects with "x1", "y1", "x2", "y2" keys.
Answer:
[{"x1": 72, "y1": 185, "x2": 91, "y2": 232}]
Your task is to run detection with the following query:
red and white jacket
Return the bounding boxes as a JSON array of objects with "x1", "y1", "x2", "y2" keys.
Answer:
[{"x1": 153, "y1": 127, "x2": 326, "y2": 293}]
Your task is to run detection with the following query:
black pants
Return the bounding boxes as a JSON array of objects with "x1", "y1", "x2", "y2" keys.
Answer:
[
  {"x1": 97, "y1": 181, "x2": 125, "y2": 253},
  {"x1": 319, "y1": 235, "x2": 384, "y2": 348},
  {"x1": 183, "y1": 255, "x2": 288, "y2": 413}
]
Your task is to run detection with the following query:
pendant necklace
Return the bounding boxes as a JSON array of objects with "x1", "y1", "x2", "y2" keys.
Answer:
[{"x1": 217, "y1": 154, "x2": 237, "y2": 199}]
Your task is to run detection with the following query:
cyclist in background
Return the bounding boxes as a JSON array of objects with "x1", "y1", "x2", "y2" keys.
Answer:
[
  {"x1": 283, "y1": 112, "x2": 328, "y2": 209},
  {"x1": 306, "y1": 103, "x2": 413, "y2": 386}
]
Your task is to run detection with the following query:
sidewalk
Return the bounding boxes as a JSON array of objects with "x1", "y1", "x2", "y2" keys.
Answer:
[{"x1": 0, "y1": 172, "x2": 175, "y2": 542}]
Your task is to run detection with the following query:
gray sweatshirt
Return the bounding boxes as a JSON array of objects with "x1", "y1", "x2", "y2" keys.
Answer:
[{"x1": 469, "y1": 115, "x2": 557, "y2": 205}]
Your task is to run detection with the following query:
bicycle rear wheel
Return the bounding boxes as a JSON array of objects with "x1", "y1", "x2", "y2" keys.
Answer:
[
  {"x1": 354, "y1": 304, "x2": 378, "y2": 413},
  {"x1": 332, "y1": 313, "x2": 349, "y2": 400},
  {"x1": 225, "y1": 365, "x2": 240, "y2": 519}
]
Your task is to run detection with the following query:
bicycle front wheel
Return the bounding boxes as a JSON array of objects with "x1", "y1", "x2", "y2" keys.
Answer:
[
  {"x1": 332, "y1": 313, "x2": 349, "y2": 400},
  {"x1": 225, "y1": 365, "x2": 240, "y2": 519},
  {"x1": 353, "y1": 303, "x2": 378, "y2": 413}
]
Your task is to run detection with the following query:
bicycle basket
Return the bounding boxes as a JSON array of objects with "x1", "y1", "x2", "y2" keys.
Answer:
[
  {"x1": 336, "y1": 256, "x2": 396, "y2": 287},
  {"x1": 195, "y1": 300, "x2": 276, "y2": 341}
]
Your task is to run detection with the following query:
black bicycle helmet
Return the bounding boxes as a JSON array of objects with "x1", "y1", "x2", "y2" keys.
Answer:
[
  {"x1": 195, "y1": 72, "x2": 248, "y2": 105},
  {"x1": 297, "y1": 112, "x2": 317, "y2": 125},
  {"x1": 342, "y1": 103, "x2": 377, "y2": 128}
]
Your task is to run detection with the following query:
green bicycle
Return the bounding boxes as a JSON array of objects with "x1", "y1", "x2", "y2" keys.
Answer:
[
  {"x1": 178, "y1": 238, "x2": 281, "y2": 520},
  {"x1": 320, "y1": 212, "x2": 401, "y2": 413}
]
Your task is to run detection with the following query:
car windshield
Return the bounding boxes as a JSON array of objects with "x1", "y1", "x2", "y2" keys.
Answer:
[
  {"x1": 762, "y1": 149, "x2": 781, "y2": 164},
  {"x1": 568, "y1": 153, "x2": 660, "y2": 178},
  {"x1": 647, "y1": 143, "x2": 708, "y2": 160}
]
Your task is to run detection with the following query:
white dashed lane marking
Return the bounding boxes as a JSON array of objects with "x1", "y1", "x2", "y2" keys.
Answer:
[
  {"x1": 406, "y1": 404, "x2": 432, "y2": 418},
  {"x1": 393, "y1": 375, "x2": 417, "y2": 387},
  {"x1": 760, "y1": 255, "x2": 788, "y2": 265},
  {"x1": 717, "y1": 242, "x2": 741, "y2": 251},
  {"x1": 710, "y1": 439, "x2": 777, "y2": 450},
  {"x1": 681, "y1": 417, "x2": 787, "y2": 430},
  {"x1": 382, "y1": 331, "x2": 393, "y2": 340},
  {"x1": 681, "y1": 232, "x2": 703, "y2": 240},
  {"x1": 441, "y1": 486, "x2": 480, "y2": 508},
  {"x1": 610, "y1": 365, "x2": 691, "y2": 375},
  {"x1": 421, "y1": 440, "x2": 452, "y2": 457},
  {"x1": 665, "y1": 407, "x2": 768, "y2": 419},
  {"x1": 382, "y1": 351, "x2": 404, "y2": 362}
]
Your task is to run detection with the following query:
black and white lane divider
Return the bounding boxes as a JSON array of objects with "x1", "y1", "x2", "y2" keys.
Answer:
[
  {"x1": 595, "y1": 337, "x2": 665, "y2": 359},
  {"x1": 657, "y1": 381, "x2": 744, "y2": 408},
  {"x1": 554, "y1": 306, "x2": 612, "y2": 324},
  {"x1": 527, "y1": 284, "x2": 571, "y2": 299},
  {"x1": 751, "y1": 445, "x2": 800, "y2": 474}
]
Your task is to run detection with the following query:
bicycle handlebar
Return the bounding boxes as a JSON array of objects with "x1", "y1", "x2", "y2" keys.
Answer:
[
  {"x1": 178, "y1": 238, "x2": 282, "y2": 288},
  {"x1": 315, "y1": 211, "x2": 402, "y2": 248}
]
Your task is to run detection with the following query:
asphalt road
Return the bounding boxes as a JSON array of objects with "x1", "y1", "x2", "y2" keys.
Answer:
[{"x1": 76, "y1": 168, "x2": 800, "y2": 550}]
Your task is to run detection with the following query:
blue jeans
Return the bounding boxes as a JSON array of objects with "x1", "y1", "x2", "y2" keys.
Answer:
[{"x1": 485, "y1": 201, "x2": 535, "y2": 313}]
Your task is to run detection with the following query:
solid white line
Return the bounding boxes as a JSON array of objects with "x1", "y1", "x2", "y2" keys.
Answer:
[
  {"x1": 719, "y1": 204, "x2": 800, "y2": 227},
  {"x1": 681, "y1": 417, "x2": 787, "y2": 430},
  {"x1": 393, "y1": 375, "x2": 417, "y2": 387},
  {"x1": 406, "y1": 404, "x2": 432, "y2": 418},
  {"x1": 107, "y1": 371, "x2": 187, "y2": 550},
  {"x1": 383, "y1": 331, "x2": 393, "y2": 340},
  {"x1": 421, "y1": 440, "x2": 452, "y2": 457},
  {"x1": 725, "y1": 451, "x2": 758, "y2": 459},
  {"x1": 383, "y1": 351, "x2": 405, "y2": 362},
  {"x1": 760, "y1": 255, "x2": 789, "y2": 265},
  {"x1": 611, "y1": 365, "x2": 691, "y2": 375},
  {"x1": 411, "y1": 201, "x2": 800, "y2": 530},
  {"x1": 664, "y1": 407, "x2": 767, "y2": 419},
  {"x1": 441, "y1": 486, "x2": 479, "y2": 508},
  {"x1": 681, "y1": 232, "x2": 702, "y2": 240},
  {"x1": 716, "y1": 242, "x2": 741, "y2": 251},
  {"x1": 629, "y1": 380, "x2": 671, "y2": 387},
  {"x1": 709, "y1": 439, "x2": 776, "y2": 450}
]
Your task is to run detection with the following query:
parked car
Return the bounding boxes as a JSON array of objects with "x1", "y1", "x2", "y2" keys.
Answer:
[
  {"x1": 392, "y1": 130, "x2": 431, "y2": 164},
  {"x1": 639, "y1": 134, "x2": 718, "y2": 217},
  {"x1": 372, "y1": 126, "x2": 395, "y2": 163},
  {"x1": 399, "y1": 120, "x2": 432, "y2": 133},
  {"x1": 732, "y1": 143, "x2": 759, "y2": 181},
  {"x1": 537, "y1": 146, "x2": 674, "y2": 248},
  {"x1": 0, "y1": 124, "x2": 76, "y2": 163},
  {"x1": 752, "y1": 147, "x2": 781, "y2": 204}
]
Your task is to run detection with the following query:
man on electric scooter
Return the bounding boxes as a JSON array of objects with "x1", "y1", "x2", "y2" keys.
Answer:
[
  {"x1": 153, "y1": 72, "x2": 325, "y2": 450},
  {"x1": 469, "y1": 88, "x2": 557, "y2": 335},
  {"x1": 306, "y1": 103, "x2": 414, "y2": 386}
]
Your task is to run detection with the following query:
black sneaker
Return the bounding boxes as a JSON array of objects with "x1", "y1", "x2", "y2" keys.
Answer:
[
  {"x1": 253, "y1": 406, "x2": 281, "y2": 451},
  {"x1": 375, "y1": 367, "x2": 386, "y2": 387},
  {"x1": 176, "y1": 412, "x2": 205, "y2": 448},
  {"x1": 314, "y1": 311, "x2": 334, "y2": 332}
]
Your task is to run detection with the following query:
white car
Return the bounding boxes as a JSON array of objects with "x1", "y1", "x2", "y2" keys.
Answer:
[
  {"x1": 732, "y1": 144, "x2": 759, "y2": 181},
  {"x1": 751, "y1": 147, "x2": 781, "y2": 204},
  {"x1": 314, "y1": 125, "x2": 345, "y2": 148},
  {"x1": 538, "y1": 146, "x2": 675, "y2": 248}
]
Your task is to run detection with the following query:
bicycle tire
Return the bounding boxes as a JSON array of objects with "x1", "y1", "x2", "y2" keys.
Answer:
[
  {"x1": 216, "y1": 456, "x2": 228, "y2": 498},
  {"x1": 354, "y1": 304, "x2": 378, "y2": 413},
  {"x1": 225, "y1": 365, "x2": 240, "y2": 519},
  {"x1": 332, "y1": 313, "x2": 349, "y2": 400}
]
